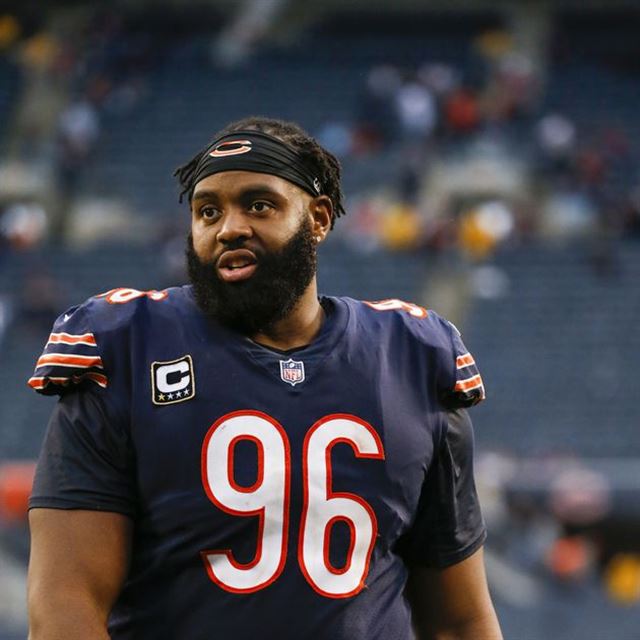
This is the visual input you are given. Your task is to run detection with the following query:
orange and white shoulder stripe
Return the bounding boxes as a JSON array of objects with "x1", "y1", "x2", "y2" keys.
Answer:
[
  {"x1": 456, "y1": 353, "x2": 476, "y2": 369},
  {"x1": 454, "y1": 373, "x2": 485, "y2": 399},
  {"x1": 35, "y1": 353, "x2": 104, "y2": 370},
  {"x1": 46, "y1": 332, "x2": 97, "y2": 347},
  {"x1": 28, "y1": 372, "x2": 108, "y2": 390}
]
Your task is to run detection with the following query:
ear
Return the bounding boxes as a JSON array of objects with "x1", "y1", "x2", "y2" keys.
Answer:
[{"x1": 309, "y1": 195, "x2": 333, "y2": 244}]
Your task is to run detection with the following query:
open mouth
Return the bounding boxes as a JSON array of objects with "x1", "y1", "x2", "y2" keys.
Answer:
[{"x1": 217, "y1": 249, "x2": 258, "y2": 283}]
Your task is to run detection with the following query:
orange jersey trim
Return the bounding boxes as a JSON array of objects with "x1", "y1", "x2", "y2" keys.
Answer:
[
  {"x1": 36, "y1": 354, "x2": 103, "y2": 369},
  {"x1": 363, "y1": 299, "x2": 428, "y2": 319},
  {"x1": 82, "y1": 372, "x2": 108, "y2": 387},
  {"x1": 456, "y1": 354, "x2": 475, "y2": 368},
  {"x1": 454, "y1": 374, "x2": 484, "y2": 392},
  {"x1": 28, "y1": 372, "x2": 108, "y2": 390},
  {"x1": 47, "y1": 332, "x2": 97, "y2": 346}
]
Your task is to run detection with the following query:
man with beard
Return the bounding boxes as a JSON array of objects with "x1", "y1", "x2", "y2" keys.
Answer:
[{"x1": 26, "y1": 117, "x2": 501, "y2": 640}]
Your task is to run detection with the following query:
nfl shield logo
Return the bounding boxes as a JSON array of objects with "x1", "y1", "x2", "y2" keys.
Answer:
[{"x1": 279, "y1": 359, "x2": 305, "y2": 386}]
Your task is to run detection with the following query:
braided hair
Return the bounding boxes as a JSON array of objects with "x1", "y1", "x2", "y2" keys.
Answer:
[{"x1": 174, "y1": 116, "x2": 346, "y2": 229}]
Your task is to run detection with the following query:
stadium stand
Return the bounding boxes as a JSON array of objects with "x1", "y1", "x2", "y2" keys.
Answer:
[
  {"x1": 0, "y1": 58, "x2": 20, "y2": 146},
  {"x1": 76, "y1": 23, "x2": 482, "y2": 214},
  {"x1": 467, "y1": 240, "x2": 640, "y2": 458},
  {"x1": 2, "y1": 4, "x2": 640, "y2": 639}
]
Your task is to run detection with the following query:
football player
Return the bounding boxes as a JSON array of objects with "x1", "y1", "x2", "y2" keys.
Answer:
[{"x1": 27, "y1": 117, "x2": 501, "y2": 639}]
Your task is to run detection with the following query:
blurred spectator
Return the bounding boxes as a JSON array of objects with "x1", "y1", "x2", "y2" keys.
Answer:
[
  {"x1": 545, "y1": 536, "x2": 594, "y2": 583},
  {"x1": 493, "y1": 52, "x2": 538, "y2": 121},
  {"x1": 394, "y1": 77, "x2": 437, "y2": 143},
  {"x1": 55, "y1": 97, "x2": 100, "y2": 197},
  {"x1": 213, "y1": 0, "x2": 284, "y2": 67},
  {"x1": 605, "y1": 555, "x2": 640, "y2": 604},
  {"x1": 0, "y1": 14, "x2": 21, "y2": 50},
  {"x1": 475, "y1": 29, "x2": 513, "y2": 61},
  {"x1": 0, "y1": 463, "x2": 35, "y2": 525},
  {"x1": 19, "y1": 271, "x2": 65, "y2": 336},
  {"x1": 577, "y1": 147, "x2": 606, "y2": 188},
  {"x1": 355, "y1": 64, "x2": 401, "y2": 152},
  {"x1": 397, "y1": 160, "x2": 422, "y2": 206},
  {"x1": 458, "y1": 200, "x2": 515, "y2": 261},
  {"x1": 316, "y1": 121, "x2": 354, "y2": 159},
  {"x1": 542, "y1": 189, "x2": 597, "y2": 239},
  {"x1": 18, "y1": 31, "x2": 59, "y2": 72},
  {"x1": 549, "y1": 467, "x2": 611, "y2": 528},
  {"x1": 536, "y1": 113, "x2": 576, "y2": 179},
  {"x1": 340, "y1": 198, "x2": 381, "y2": 253},
  {"x1": 444, "y1": 87, "x2": 480, "y2": 136},
  {"x1": 380, "y1": 202, "x2": 422, "y2": 251},
  {"x1": 469, "y1": 265, "x2": 510, "y2": 300},
  {"x1": 103, "y1": 76, "x2": 147, "y2": 117},
  {"x1": 418, "y1": 62, "x2": 459, "y2": 99},
  {"x1": 0, "y1": 202, "x2": 48, "y2": 250}
]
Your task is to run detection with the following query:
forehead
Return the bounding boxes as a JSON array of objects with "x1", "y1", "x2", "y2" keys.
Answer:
[{"x1": 191, "y1": 171, "x2": 303, "y2": 201}]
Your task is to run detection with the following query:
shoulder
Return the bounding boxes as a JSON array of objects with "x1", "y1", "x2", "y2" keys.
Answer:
[
  {"x1": 340, "y1": 296, "x2": 485, "y2": 409},
  {"x1": 53, "y1": 285, "x2": 195, "y2": 338},
  {"x1": 75, "y1": 285, "x2": 193, "y2": 332},
  {"x1": 28, "y1": 286, "x2": 194, "y2": 396},
  {"x1": 341, "y1": 296, "x2": 456, "y2": 350}
]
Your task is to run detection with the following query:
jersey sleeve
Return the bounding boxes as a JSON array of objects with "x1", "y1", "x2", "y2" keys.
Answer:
[
  {"x1": 398, "y1": 409, "x2": 486, "y2": 568},
  {"x1": 438, "y1": 319, "x2": 486, "y2": 410},
  {"x1": 28, "y1": 297, "x2": 136, "y2": 516},
  {"x1": 29, "y1": 381, "x2": 137, "y2": 517},
  {"x1": 27, "y1": 304, "x2": 107, "y2": 395}
]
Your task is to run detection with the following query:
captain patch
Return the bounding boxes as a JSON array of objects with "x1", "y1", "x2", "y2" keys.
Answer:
[{"x1": 151, "y1": 355, "x2": 195, "y2": 405}]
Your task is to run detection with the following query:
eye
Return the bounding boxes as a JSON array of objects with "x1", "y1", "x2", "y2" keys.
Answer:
[
  {"x1": 200, "y1": 205, "x2": 220, "y2": 221},
  {"x1": 249, "y1": 201, "x2": 274, "y2": 214}
]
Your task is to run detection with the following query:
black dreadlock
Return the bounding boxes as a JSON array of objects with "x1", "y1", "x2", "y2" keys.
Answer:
[{"x1": 173, "y1": 116, "x2": 346, "y2": 229}]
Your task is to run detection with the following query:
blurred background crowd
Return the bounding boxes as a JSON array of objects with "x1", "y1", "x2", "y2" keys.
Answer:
[{"x1": 1, "y1": 1, "x2": 640, "y2": 638}]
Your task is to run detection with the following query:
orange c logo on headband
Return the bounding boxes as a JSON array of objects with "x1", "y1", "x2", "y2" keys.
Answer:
[{"x1": 209, "y1": 140, "x2": 253, "y2": 158}]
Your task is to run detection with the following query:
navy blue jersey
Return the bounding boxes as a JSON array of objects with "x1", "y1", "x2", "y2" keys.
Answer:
[{"x1": 29, "y1": 287, "x2": 486, "y2": 640}]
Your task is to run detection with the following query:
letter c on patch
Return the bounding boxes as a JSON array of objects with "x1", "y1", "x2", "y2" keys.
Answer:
[{"x1": 156, "y1": 361, "x2": 190, "y2": 393}]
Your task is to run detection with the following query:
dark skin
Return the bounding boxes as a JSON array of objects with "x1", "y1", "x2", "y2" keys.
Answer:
[
  {"x1": 28, "y1": 510, "x2": 131, "y2": 640},
  {"x1": 189, "y1": 171, "x2": 332, "y2": 350},
  {"x1": 407, "y1": 549, "x2": 502, "y2": 640},
  {"x1": 28, "y1": 171, "x2": 501, "y2": 639}
]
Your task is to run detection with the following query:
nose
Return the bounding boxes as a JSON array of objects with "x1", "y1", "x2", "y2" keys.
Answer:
[{"x1": 216, "y1": 208, "x2": 253, "y2": 245}]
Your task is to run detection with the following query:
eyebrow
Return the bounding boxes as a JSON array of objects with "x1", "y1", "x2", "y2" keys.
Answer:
[{"x1": 191, "y1": 185, "x2": 283, "y2": 202}]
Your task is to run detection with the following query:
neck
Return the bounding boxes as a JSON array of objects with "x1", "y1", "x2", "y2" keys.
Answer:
[{"x1": 251, "y1": 281, "x2": 324, "y2": 351}]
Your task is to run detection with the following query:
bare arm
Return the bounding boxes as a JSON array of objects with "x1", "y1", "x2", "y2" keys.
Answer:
[
  {"x1": 28, "y1": 508, "x2": 132, "y2": 640},
  {"x1": 406, "y1": 547, "x2": 502, "y2": 640}
]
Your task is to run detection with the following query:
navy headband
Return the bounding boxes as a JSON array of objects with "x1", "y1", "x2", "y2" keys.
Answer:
[{"x1": 189, "y1": 130, "x2": 322, "y2": 199}]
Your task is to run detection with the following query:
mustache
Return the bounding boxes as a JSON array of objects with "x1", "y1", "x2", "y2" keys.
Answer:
[
  {"x1": 188, "y1": 234, "x2": 263, "y2": 268},
  {"x1": 218, "y1": 237, "x2": 261, "y2": 255},
  {"x1": 215, "y1": 241, "x2": 265, "y2": 268}
]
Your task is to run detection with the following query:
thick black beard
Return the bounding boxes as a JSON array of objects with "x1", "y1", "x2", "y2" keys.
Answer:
[{"x1": 186, "y1": 218, "x2": 317, "y2": 335}]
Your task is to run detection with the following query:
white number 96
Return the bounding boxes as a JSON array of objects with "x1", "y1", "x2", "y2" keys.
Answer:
[{"x1": 201, "y1": 410, "x2": 385, "y2": 598}]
